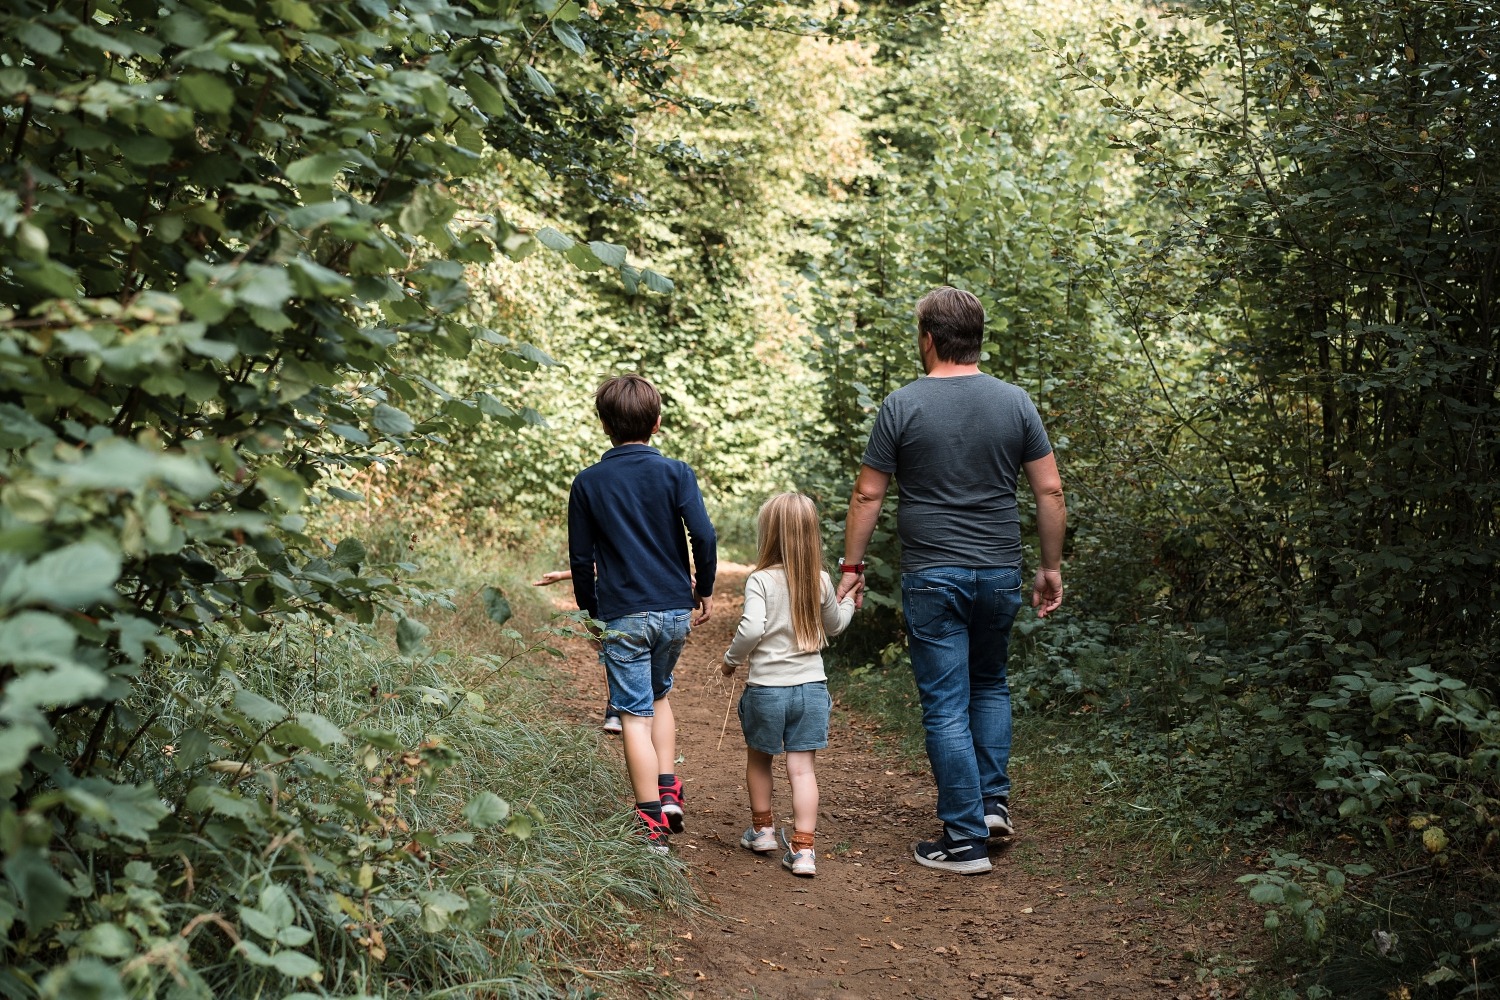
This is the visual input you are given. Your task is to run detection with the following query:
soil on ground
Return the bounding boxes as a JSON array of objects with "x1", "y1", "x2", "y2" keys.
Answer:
[{"x1": 543, "y1": 566, "x2": 1252, "y2": 999}]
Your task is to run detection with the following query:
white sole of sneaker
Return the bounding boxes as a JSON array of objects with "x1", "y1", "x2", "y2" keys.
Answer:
[
  {"x1": 985, "y1": 819, "x2": 1014, "y2": 837},
  {"x1": 662, "y1": 805, "x2": 684, "y2": 834},
  {"x1": 912, "y1": 848, "x2": 993, "y2": 875}
]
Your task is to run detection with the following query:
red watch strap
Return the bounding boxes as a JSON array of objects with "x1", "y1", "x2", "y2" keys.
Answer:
[{"x1": 839, "y1": 562, "x2": 865, "y2": 573}]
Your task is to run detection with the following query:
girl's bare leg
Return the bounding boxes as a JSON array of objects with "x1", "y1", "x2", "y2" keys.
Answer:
[
  {"x1": 785, "y1": 750, "x2": 818, "y2": 839},
  {"x1": 746, "y1": 748, "x2": 774, "y2": 816}
]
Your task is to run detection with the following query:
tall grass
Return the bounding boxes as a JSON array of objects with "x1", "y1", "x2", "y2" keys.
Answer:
[{"x1": 117, "y1": 522, "x2": 700, "y2": 999}]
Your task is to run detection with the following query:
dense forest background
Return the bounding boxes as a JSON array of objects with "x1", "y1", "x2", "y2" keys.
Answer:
[{"x1": 1, "y1": 0, "x2": 1495, "y2": 997}]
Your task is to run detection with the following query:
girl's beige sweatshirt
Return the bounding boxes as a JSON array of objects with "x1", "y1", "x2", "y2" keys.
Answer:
[{"x1": 723, "y1": 568, "x2": 856, "y2": 686}]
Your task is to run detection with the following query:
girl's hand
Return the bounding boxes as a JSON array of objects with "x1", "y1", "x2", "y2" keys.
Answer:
[
  {"x1": 533, "y1": 570, "x2": 571, "y2": 587},
  {"x1": 720, "y1": 659, "x2": 736, "y2": 677}
]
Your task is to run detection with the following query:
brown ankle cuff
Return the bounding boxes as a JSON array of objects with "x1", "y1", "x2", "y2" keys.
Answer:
[
  {"x1": 752, "y1": 810, "x2": 773, "y2": 829},
  {"x1": 791, "y1": 831, "x2": 815, "y2": 852}
]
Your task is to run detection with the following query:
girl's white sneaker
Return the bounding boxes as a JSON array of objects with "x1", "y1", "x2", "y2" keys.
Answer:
[
  {"x1": 739, "y1": 826, "x2": 777, "y2": 853},
  {"x1": 782, "y1": 848, "x2": 816, "y2": 877}
]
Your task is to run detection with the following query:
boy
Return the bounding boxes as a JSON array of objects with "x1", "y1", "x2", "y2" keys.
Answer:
[{"x1": 568, "y1": 374, "x2": 717, "y2": 852}]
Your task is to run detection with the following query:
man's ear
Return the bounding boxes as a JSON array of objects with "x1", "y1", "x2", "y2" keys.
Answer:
[{"x1": 651, "y1": 415, "x2": 662, "y2": 436}]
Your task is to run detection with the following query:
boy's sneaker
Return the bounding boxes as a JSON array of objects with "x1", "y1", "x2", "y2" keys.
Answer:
[
  {"x1": 984, "y1": 797, "x2": 1014, "y2": 837},
  {"x1": 739, "y1": 826, "x2": 777, "y2": 853},
  {"x1": 636, "y1": 808, "x2": 670, "y2": 855},
  {"x1": 658, "y1": 776, "x2": 685, "y2": 833},
  {"x1": 912, "y1": 831, "x2": 992, "y2": 875},
  {"x1": 601, "y1": 711, "x2": 622, "y2": 735},
  {"x1": 782, "y1": 848, "x2": 817, "y2": 877}
]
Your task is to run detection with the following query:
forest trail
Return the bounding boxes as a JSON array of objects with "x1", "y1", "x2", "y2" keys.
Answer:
[{"x1": 544, "y1": 567, "x2": 1242, "y2": 999}]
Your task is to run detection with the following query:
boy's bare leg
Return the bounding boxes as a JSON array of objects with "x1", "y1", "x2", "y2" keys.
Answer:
[
  {"x1": 746, "y1": 748, "x2": 775, "y2": 816},
  {"x1": 651, "y1": 696, "x2": 676, "y2": 775},
  {"x1": 786, "y1": 750, "x2": 819, "y2": 836},
  {"x1": 619, "y1": 714, "x2": 661, "y2": 803}
]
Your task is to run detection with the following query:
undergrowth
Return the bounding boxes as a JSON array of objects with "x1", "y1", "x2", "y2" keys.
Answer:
[{"x1": 827, "y1": 608, "x2": 1500, "y2": 1000}]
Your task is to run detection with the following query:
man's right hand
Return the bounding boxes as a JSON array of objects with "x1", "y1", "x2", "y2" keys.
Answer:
[
  {"x1": 1031, "y1": 568, "x2": 1063, "y2": 617},
  {"x1": 835, "y1": 572, "x2": 865, "y2": 609}
]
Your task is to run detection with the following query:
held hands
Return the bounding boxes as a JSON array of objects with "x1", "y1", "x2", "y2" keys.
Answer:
[
  {"x1": 692, "y1": 593, "x2": 714, "y2": 626},
  {"x1": 1031, "y1": 568, "x2": 1063, "y2": 618},
  {"x1": 835, "y1": 571, "x2": 866, "y2": 610}
]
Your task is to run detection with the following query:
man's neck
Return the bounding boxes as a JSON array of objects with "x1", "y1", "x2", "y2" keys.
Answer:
[
  {"x1": 924, "y1": 361, "x2": 981, "y2": 378},
  {"x1": 612, "y1": 439, "x2": 653, "y2": 447}
]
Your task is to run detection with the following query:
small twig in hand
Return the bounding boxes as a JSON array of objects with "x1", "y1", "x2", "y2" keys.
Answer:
[{"x1": 717, "y1": 678, "x2": 738, "y2": 751}]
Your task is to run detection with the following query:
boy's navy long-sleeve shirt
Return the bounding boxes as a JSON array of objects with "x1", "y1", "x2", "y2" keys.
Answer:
[{"x1": 568, "y1": 444, "x2": 717, "y2": 621}]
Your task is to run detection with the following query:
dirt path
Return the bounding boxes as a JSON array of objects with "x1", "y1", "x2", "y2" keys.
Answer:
[{"x1": 545, "y1": 567, "x2": 1242, "y2": 999}]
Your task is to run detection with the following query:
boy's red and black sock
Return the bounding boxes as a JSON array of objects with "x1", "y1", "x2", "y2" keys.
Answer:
[
  {"x1": 635, "y1": 801, "x2": 665, "y2": 823},
  {"x1": 658, "y1": 774, "x2": 685, "y2": 833}
]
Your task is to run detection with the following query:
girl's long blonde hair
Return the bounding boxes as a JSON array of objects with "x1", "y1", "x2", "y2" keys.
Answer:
[{"x1": 754, "y1": 492, "x2": 827, "y2": 653}]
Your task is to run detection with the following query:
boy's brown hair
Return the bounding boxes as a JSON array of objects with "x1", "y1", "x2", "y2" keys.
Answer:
[
  {"x1": 916, "y1": 286, "x2": 985, "y2": 365},
  {"x1": 595, "y1": 374, "x2": 661, "y2": 445}
]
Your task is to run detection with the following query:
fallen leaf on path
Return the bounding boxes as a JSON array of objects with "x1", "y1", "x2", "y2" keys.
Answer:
[
  {"x1": 882, "y1": 916, "x2": 892, "y2": 923},
  {"x1": 677, "y1": 932, "x2": 693, "y2": 940},
  {"x1": 889, "y1": 940, "x2": 904, "y2": 950},
  {"x1": 1021, "y1": 907, "x2": 1034, "y2": 914}
]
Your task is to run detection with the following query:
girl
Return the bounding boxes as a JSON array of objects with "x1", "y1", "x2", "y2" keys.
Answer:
[{"x1": 722, "y1": 492, "x2": 857, "y2": 877}]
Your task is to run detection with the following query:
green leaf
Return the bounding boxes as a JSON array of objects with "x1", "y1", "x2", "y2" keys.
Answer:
[
  {"x1": 462, "y1": 791, "x2": 511, "y2": 828},
  {"x1": 536, "y1": 226, "x2": 574, "y2": 251},
  {"x1": 178, "y1": 73, "x2": 235, "y2": 114},
  {"x1": 16, "y1": 22, "x2": 64, "y2": 56},
  {"x1": 481, "y1": 586, "x2": 512, "y2": 626},
  {"x1": 120, "y1": 135, "x2": 172, "y2": 165},
  {"x1": 281, "y1": 712, "x2": 346, "y2": 749},
  {"x1": 332, "y1": 538, "x2": 366, "y2": 566},
  {"x1": 260, "y1": 884, "x2": 296, "y2": 927},
  {"x1": 90, "y1": 780, "x2": 169, "y2": 840},
  {"x1": 642, "y1": 268, "x2": 674, "y2": 293},
  {"x1": 239, "y1": 905, "x2": 280, "y2": 940},
  {"x1": 371, "y1": 403, "x2": 415, "y2": 437},
  {"x1": 419, "y1": 890, "x2": 468, "y2": 932},
  {"x1": 4, "y1": 849, "x2": 74, "y2": 929},
  {"x1": 1247, "y1": 883, "x2": 1285, "y2": 905},
  {"x1": 285, "y1": 154, "x2": 349, "y2": 187},
  {"x1": 233, "y1": 689, "x2": 288, "y2": 725},
  {"x1": 552, "y1": 21, "x2": 586, "y2": 55},
  {"x1": 0, "y1": 612, "x2": 78, "y2": 669},
  {"x1": 588, "y1": 240, "x2": 628, "y2": 267},
  {"x1": 0, "y1": 541, "x2": 121, "y2": 610},
  {"x1": 270, "y1": 949, "x2": 320, "y2": 978},
  {"x1": 396, "y1": 615, "x2": 429, "y2": 657},
  {"x1": 236, "y1": 267, "x2": 295, "y2": 310}
]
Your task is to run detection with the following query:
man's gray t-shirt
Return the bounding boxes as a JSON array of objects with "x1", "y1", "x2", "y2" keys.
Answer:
[{"x1": 861, "y1": 374, "x2": 1052, "y2": 572}]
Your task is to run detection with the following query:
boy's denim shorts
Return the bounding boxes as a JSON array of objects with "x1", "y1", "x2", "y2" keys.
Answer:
[
  {"x1": 602, "y1": 610, "x2": 692, "y2": 718},
  {"x1": 738, "y1": 681, "x2": 831, "y2": 755}
]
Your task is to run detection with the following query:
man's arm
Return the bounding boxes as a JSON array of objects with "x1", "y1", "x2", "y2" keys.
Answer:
[
  {"x1": 838, "y1": 464, "x2": 892, "y2": 604},
  {"x1": 1023, "y1": 452, "x2": 1066, "y2": 617}
]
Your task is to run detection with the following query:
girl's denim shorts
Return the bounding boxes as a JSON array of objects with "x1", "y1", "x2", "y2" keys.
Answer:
[{"x1": 738, "y1": 680, "x2": 831, "y2": 754}]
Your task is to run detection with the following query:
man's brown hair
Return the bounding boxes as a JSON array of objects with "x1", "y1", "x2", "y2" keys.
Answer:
[
  {"x1": 595, "y1": 374, "x2": 662, "y2": 444},
  {"x1": 916, "y1": 286, "x2": 985, "y2": 365}
]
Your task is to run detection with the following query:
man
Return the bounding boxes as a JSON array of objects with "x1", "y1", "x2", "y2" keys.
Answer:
[{"x1": 836, "y1": 286, "x2": 1066, "y2": 875}]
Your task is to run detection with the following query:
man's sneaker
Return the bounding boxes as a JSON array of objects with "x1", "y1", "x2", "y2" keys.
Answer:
[
  {"x1": 602, "y1": 711, "x2": 622, "y2": 735},
  {"x1": 636, "y1": 808, "x2": 670, "y2": 855},
  {"x1": 984, "y1": 797, "x2": 1014, "y2": 837},
  {"x1": 782, "y1": 848, "x2": 817, "y2": 877},
  {"x1": 739, "y1": 826, "x2": 777, "y2": 853},
  {"x1": 658, "y1": 776, "x2": 685, "y2": 833},
  {"x1": 912, "y1": 832, "x2": 992, "y2": 875}
]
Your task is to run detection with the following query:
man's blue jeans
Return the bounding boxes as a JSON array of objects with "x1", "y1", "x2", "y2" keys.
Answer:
[{"x1": 901, "y1": 566, "x2": 1024, "y2": 841}]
